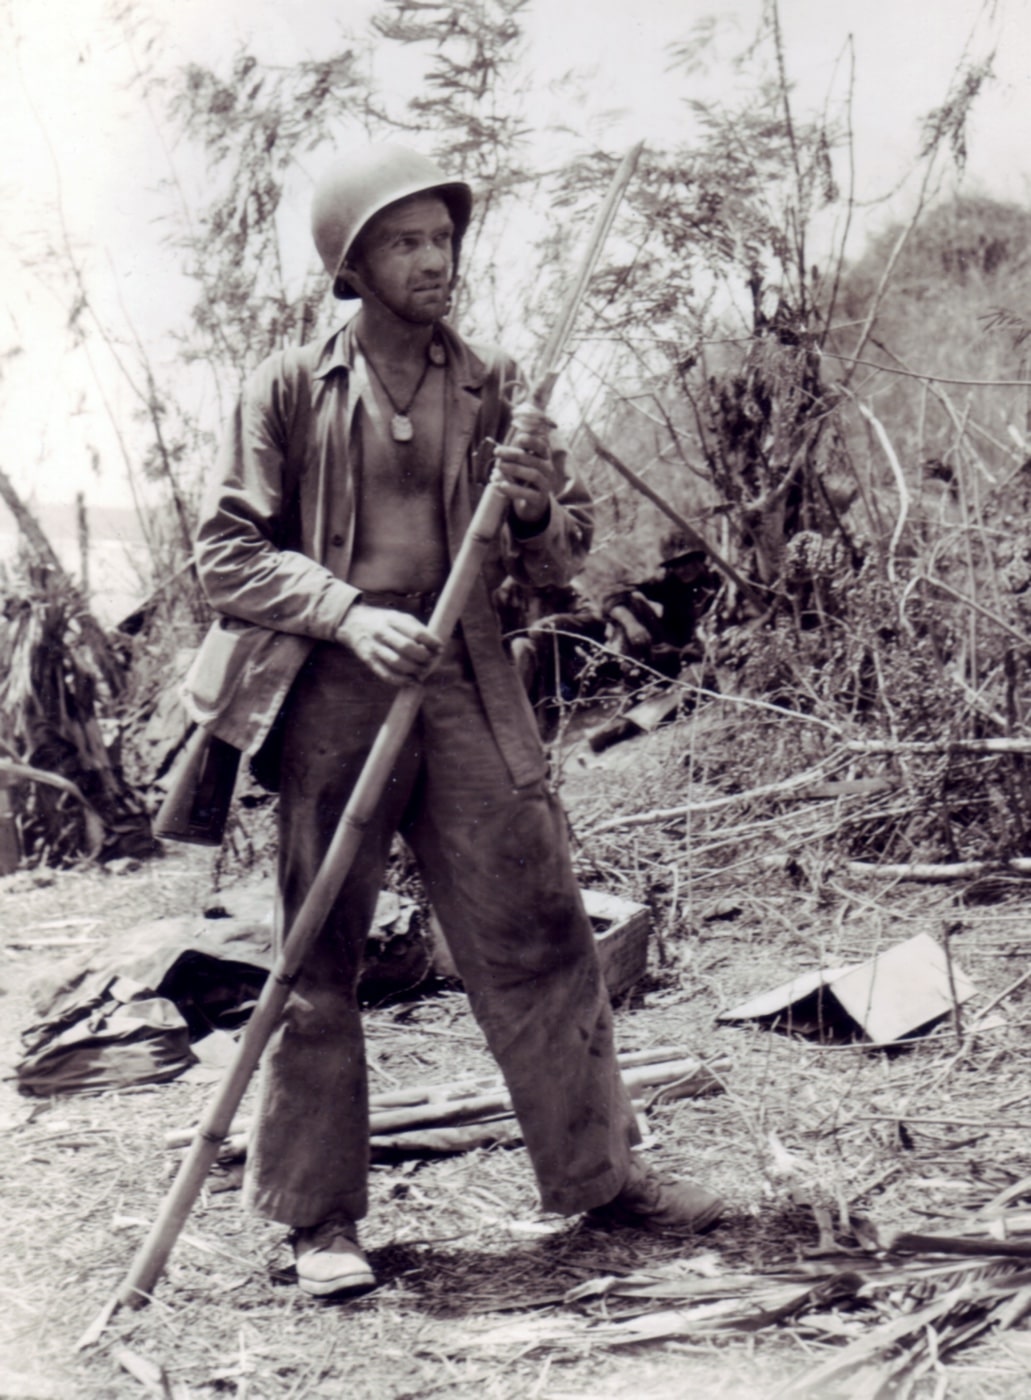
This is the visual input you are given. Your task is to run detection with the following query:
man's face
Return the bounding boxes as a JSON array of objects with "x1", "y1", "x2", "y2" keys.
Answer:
[
  {"x1": 667, "y1": 556, "x2": 706, "y2": 583},
  {"x1": 351, "y1": 194, "x2": 455, "y2": 322}
]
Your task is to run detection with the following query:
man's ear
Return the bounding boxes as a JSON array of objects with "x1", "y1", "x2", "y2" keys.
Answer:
[{"x1": 336, "y1": 261, "x2": 367, "y2": 298}]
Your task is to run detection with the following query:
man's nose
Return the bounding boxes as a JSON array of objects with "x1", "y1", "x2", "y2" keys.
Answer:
[{"x1": 418, "y1": 240, "x2": 451, "y2": 275}]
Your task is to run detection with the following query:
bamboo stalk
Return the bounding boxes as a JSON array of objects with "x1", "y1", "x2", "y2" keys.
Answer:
[
  {"x1": 106, "y1": 142, "x2": 645, "y2": 1317},
  {"x1": 847, "y1": 859, "x2": 1031, "y2": 882},
  {"x1": 856, "y1": 400, "x2": 909, "y2": 586},
  {"x1": 163, "y1": 1050, "x2": 722, "y2": 1151},
  {"x1": 847, "y1": 737, "x2": 1031, "y2": 754}
]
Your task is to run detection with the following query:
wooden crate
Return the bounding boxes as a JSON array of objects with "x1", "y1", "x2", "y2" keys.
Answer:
[
  {"x1": 427, "y1": 889, "x2": 651, "y2": 999},
  {"x1": 582, "y1": 888, "x2": 651, "y2": 999}
]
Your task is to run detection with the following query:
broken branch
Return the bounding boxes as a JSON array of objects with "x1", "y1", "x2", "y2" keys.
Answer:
[
  {"x1": 586, "y1": 759, "x2": 843, "y2": 834},
  {"x1": 586, "y1": 431, "x2": 759, "y2": 599},
  {"x1": 847, "y1": 859, "x2": 1031, "y2": 882},
  {"x1": 846, "y1": 738, "x2": 1031, "y2": 755}
]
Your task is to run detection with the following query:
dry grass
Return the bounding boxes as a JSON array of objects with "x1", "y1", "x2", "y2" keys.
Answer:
[{"x1": 1, "y1": 711, "x2": 1030, "y2": 1399}]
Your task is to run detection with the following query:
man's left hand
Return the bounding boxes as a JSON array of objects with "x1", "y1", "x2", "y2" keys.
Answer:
[{"x1": 492, "y1": 415, "x2": 556, "y2": 526}]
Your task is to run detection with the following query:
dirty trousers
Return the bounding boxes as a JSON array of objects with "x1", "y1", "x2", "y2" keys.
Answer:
[{"x1": 244, "y1": 633, "x2": 639, "y2": 1227}]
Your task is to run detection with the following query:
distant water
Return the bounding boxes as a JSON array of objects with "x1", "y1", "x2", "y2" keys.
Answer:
[{"x1": 0, "y1": 501, "x2": 154, "y2": 628}]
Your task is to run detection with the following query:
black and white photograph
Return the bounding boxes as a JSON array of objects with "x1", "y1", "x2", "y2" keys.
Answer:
[{"x1": 2, "y1": 1, "x2": 1030, "y2": 1395}]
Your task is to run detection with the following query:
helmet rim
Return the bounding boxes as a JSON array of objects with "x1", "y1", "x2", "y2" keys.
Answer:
[{"x1": 311, "y1": 145, "x2": 473, "y2": 302}]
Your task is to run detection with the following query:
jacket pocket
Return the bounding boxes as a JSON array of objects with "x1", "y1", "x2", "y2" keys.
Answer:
[
  {"x1": 183, "y1": 616, "x2": 260, "y2": 716},
  {"x1": 182, "y1": 616, "x2": 313, "y2": 755}
]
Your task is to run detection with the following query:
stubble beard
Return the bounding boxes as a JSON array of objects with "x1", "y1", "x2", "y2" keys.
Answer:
[{"x1": 360, "y1": 268, "x2": 450, "y2": 326}]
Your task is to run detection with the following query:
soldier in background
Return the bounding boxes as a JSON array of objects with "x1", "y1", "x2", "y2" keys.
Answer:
[
  {"x1": 605, "y1": 533, "x2": 721, "y2": 678},
  {"x1": 496, "y1": 578, "x2": 607, "y2": 738}
]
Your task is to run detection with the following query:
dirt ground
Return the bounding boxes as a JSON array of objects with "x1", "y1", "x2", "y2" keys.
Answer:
[{"x1": 1, "y1": 720, "x2": 1030, "y2": 1399}]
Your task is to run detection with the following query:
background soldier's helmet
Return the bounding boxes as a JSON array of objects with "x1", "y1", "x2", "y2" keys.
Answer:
[
  {"x1": 310, "y1": 144, "x2": 474, "y2": 300},
  {"x1": 660, "y1": 530, "x2": 707, "y2": 569}
]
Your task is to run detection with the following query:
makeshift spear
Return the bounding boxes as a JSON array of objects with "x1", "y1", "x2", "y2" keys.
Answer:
[{"x1": 107, "y1": 141, "x2": 644, "y2": 1316}]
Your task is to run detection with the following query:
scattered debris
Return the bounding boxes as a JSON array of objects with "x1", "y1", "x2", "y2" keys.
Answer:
[
  {"x1": 437, "y1": 1210, "x2": 1031, "y2": 1395},
  {"x1": 115, "y1": 1346, "x2": 192, "y2": 1399},
  {"x1": 717, "y1": 932, "x2": 977, "y2": 1042}
]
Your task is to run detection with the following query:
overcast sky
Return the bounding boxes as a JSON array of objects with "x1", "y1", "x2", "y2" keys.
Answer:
[{"x1": 1, "y1": 0, "x2": 1027, "y2": 515}]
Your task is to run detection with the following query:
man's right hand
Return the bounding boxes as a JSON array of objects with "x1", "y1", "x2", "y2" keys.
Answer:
[{"x1": 336, "y1": 604, "x2": 443, "y2": 686}]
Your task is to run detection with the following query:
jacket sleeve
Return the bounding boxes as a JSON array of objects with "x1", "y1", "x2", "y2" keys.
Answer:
[{"x1": 194, "y1": 353, "x2": 361, "y2": 640}]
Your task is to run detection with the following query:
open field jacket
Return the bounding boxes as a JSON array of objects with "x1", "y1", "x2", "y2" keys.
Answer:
[{"x1": 183, "y1": 318, "x2": 593, "y2": 788}]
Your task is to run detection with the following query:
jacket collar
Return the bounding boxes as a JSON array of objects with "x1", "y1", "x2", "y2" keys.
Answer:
[
  {"x1": 311, "y1": 316, "x2": 488, "y2": 515},
  {"x1": 311, "y1": 316, "x2": 489, "y2": 391},
  {"x1": 311, "y1": 320, "x2": 357, "y2": 381}
]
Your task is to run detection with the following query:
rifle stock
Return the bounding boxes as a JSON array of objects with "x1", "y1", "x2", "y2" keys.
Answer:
[{"x1": 153, "y1": 726, "x2": 241, "y2": 847}]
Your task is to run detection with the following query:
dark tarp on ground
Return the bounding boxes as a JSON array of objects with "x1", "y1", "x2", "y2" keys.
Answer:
[
  {"x1": 14, "y1": 885, "x2": 425, "y2": 1095},
  {"x1": 17, "y1": 905, "x2": 274, "y2": 1095}
]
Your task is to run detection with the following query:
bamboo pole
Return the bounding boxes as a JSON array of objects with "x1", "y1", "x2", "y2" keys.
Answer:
[
  {"x1": 847, "y1": 737, "x2": 1031, "y2": 755},
  {"x1": 164, "y1": 1052, "x2": 724, "y2": 1152},
  {"x1": 107, "y1": 142, "x2": 644, "y2": 1315},
  {"x1": 847, "y1": 858, "x2": 1031, "y2": 882}
]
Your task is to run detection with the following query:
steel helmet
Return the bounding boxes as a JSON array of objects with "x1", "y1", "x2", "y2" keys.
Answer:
[{"x1": 311, "y1": 143, "x2": 473, "y2": 300}]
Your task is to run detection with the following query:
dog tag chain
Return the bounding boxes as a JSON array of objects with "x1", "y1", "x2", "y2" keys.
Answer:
[{"x1": 357, "y1": 337, "x2": 443, "y2": 443}]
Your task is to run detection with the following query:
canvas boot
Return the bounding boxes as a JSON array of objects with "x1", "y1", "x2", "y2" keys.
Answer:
[
  {"x1": 291, "y1": 1216, "x2": 376, "y2": 1298},
  {"x1": 586, "y1": 1156, "x2": 724, "y2": 1234}
]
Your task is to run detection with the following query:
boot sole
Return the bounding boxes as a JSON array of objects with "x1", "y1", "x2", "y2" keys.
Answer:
[{"x1": 297, "y1": 1266, "x2": 377, "y2": 1298}]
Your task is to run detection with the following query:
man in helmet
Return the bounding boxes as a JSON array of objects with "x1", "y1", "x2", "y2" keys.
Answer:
[
  {"x1": 606, "y1": 532, "x2": 721, "y2": 677},
  {"x1": 185, "y1": 143, "x2": 723, "y2": 1299}
]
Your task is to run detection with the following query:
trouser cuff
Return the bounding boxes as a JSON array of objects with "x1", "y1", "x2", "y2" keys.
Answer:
[
  {"x1": 537, "y1": 1156, "x2": 633, "y2": 1218},
  {"x1": 243, "y1": 1176, "x2": 368, "y2": 1230}
]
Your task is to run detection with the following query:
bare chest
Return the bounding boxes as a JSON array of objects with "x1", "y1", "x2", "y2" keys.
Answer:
[
  {"x1": 349, "y1": 362, "x2": 449, "y2": 592},
  {"x1": 359, "y1": 364, "x2": 446, "y2": 499}
]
